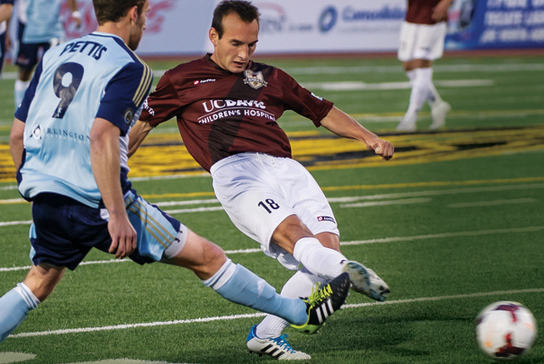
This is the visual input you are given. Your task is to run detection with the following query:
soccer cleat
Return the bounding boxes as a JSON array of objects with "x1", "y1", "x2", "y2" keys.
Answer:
[
  {"x1": 342, "y1": 261, "x2": 390, "y2": 302},
  {"x1": 396, "y1": 114, "x2": 417, "y2": 132},
  {"x1": 247, "y1": 325, "x2": 311, "y2": 360},
  {"x1": 290, "y1": 272, "x2": 350, "y2": 335},
  {"x1": 430, "y1": 101, "x2": 450, "y2": 130}
]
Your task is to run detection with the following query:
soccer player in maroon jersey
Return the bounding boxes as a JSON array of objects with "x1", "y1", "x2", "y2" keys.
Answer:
[
  {"x1": 396, "y1": 0, "x2": 453, "y2": 132},
  {"x1": 130, "y1": 1, "x2": 394, "y2": 360},
  {"x1": 0, "y1": 0, "x2": 351, "y2": 348}
]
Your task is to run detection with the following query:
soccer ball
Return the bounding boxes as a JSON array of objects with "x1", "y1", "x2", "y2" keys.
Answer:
[{"x1": 475, "y1": 301, "x2": 537, "y2": 360}]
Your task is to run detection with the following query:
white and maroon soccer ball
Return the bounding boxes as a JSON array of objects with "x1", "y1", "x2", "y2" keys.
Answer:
[{"x1": 475, "y1": 301, "x2": 537, "y2": 360}]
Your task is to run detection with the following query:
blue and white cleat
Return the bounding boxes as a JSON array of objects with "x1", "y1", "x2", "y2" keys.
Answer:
[
  {"x1": 342, "y1": 261, "x2": 390, "y2": 302},
  {"x1": 247, "y1": 325, "x2": 311, "y2": 360}
]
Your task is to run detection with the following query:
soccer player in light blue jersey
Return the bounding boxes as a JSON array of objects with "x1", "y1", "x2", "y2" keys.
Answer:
[
  {"x1": 0, "y1": 0, "x2": 350, "y2": 349},
  {"x1": 0, "y1": 0, "x2": 14, "y2": 76},
  {"x1": 13, "y1": 0, "x2": 81, "y2": 107}
]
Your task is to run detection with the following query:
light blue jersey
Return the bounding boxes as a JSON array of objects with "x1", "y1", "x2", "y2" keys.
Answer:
[
  {"x1": 20, "y1": 0, "x2": 64, "y2": 43},
  {"x1": 15, "y1": 32, "x2": 153, "y2": 208}
]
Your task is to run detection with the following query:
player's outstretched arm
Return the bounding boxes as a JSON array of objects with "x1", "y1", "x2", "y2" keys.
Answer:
[
  {"x1": 432, "y1": 0, "x2": 453, "y2": 22},
  {"x1": 128, "y1": 119, "x2": 154, "y2": 158},
  {"x1": 320, "y1": 106, "x2": 394, "y2": 160},
  {"x1": 90, "y1": 118, "x2": 137, "y2": 259}
]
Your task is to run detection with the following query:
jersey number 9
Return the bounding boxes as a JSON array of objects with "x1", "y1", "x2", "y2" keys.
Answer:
[{"x1": 52, "y1": 63, "x2": 84, "y2": 119}]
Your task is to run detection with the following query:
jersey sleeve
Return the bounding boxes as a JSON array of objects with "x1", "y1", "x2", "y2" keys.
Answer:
[
  {"x1": 96, "y1": 61, "x2": 153, "y2": 136},
  {"x1": 278, "y1": 68, "x2": 334, "y2": 127},
  {"x1": 139, "y1": 71, "x2": 184, "y2": 127},
  {"x1": 14, "y1": 59, "x2": 43, "y2": 122}
]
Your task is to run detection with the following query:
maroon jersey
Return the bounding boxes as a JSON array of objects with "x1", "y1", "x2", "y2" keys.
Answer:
[
  {"x1": 140, "y1": 54, "x2": 333, "y2": 172},
  {"x1": 405, "y1": 0, "x2": 443, "y2": 25}
]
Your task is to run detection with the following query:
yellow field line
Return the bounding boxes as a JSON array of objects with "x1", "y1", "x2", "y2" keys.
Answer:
[
  {"x1": 320, "y1": 176, "x2": 544, "y2": 192},
  {"x1": 140, "y1": 177, "x2": 544, "y2": 199},
  {"x1": 2, "y1": 176, "x2": 542, "y2": 204}
]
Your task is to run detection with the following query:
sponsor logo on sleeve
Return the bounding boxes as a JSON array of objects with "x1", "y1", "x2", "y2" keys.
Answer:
[{"x1": 317, "y1": 216, "x2": 336, "y2": 223}]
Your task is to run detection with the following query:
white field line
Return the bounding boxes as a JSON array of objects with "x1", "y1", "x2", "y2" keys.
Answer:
[
  {"x1": 340, "y1": 225, "x2": 544, "y2": 247},
  {"x1": 2, "y1": 63, "x2": 543, "y2": 81},
  {"x1": 154, "y1": 199, "x2": 218, "y2": 207},
  {"x1": 284, "y1": 63, "x2": 544, "y2": 75},
  {"x1": 8, "y1": 287, "x2": 544, "y2": 339},
  {"x1": 0, "y1": 220, "x2": 32, "y2": 227},
  {"x1": 1, "y1": 225, "x2": 542, "y2": 273},
  {"x1": 164, "y1": 206, "x2": 224, "y2": 214},
  {"x1": 341, "y1": 197, "x2": 431, "y2": 208},
  {"x1": 0, "y1": 259, "x2": 130, "y2": 272},
  {"x1": 448, "y1": 198, "x2": 537, "y2": 208},
  {"x1": 0, "y1": 185, "x2": 18, "y2": 191},
  {"x1": 3, "y1": 181, "x2": 540, "y2": 210},
  {"x1": 302, "y1": 79, "x2": 493, "y2": 91},
  {"x1": 0, "y1": 182, "x2": 541, "y2": 225},
  {"x1": 328, "y1": 183, "x2": 544, "y2": 203},
  {"x1": 0, "y1": 198, "x2": 25, "y2": 204},
  {"x1": 131, "y1": 173, "x2": 209, "y2": 182}
]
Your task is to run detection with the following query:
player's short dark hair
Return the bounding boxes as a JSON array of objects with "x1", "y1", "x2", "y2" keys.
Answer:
[
  {"x1": 93, "y1": 0, "x2": 146, "y2": 25},
  {"x1": 212, "y1": 1, "x2": 260, "y2": 38}
]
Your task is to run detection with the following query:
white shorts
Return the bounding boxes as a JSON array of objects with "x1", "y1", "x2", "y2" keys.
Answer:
[
  {"x1": 398, "y1": 21, "x2": 447, "y2": 62},
  {"x1": 211, "y1": 153, "x2": 339, "y2": 270}
]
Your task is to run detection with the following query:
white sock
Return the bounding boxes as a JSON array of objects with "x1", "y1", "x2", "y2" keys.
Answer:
[
  {"x1": 405, "y1": 69, "x2": 416, "y2": 85},
  {"x1": 255, "y1": 268, "x2": 326, "y2": 338},
  {"x1": 292, "y1": 237, "x2": 346, "y2": 280},
  {"x1": 15, "y1": 80, "x2": 31, "y2": 108},
  {"x1": 405, "y1": 67, "x2": 433, "y2": 117},
  {"x1": 427, "y1": 80, "x2": 444, "y2": 109}
]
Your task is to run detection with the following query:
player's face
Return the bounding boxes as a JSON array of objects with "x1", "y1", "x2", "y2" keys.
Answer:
[
  {"x1": 128, "y1": 0, "x2": 150, "y2": 51},
  {"x1": 209, "y1": 13, "x2": 259, "y2": 73}
]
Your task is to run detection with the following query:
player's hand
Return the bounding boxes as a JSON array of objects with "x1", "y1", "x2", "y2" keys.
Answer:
[
  {"x1": 71, "y1": 12, "x2": 82, "y2": 29},
  {"x1": 432, "y1": 0, "x2": 451, "y2": 22},
  {"x1": 107, "y1": 213, "x2": 137, "y2": 259},
  {"x1": 368, "y1": 139, "x2": 394, "y2": 161}
]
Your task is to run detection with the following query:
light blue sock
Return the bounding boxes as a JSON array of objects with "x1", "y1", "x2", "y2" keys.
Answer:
[
  {"x1": 0, "y1": 283, "x2": 40, "y2": 342},
  {"x1": 203, "y1": 260, "x2": 308, "y2": 325}
]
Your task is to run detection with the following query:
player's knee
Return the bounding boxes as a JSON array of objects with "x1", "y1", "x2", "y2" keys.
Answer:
[
  {"x1": 272, "y1": 215, "x2": 314, "y2": 253},
  {"x1": 23, "y1": 265, "x2": 65, "y2": 301},
  {"x1": 185, "y1": 236, "x2": 227, "y2": 280},
  {"x1": 315, "y1": 232, "x2": 340, "y2": 251},
  {"x1": 200, "y1": 241, "x2": 227, "y2": 274}
]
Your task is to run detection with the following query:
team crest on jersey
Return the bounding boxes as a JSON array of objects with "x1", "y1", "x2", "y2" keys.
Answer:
[
  {"x1": 124, "y1": 108, "x2": 134, "y2": 125},
  {"x1": 243, "y1": 70, "x2": 268, "y2": 89}
]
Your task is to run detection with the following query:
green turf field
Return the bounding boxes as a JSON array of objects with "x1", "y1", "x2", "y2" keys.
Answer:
[{"x1": 0, "y1": 53, "x2": 543, "y2": 364}]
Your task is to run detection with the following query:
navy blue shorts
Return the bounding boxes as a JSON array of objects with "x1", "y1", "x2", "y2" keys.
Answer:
[
  {"x1": 0, "y1": 33, "x2": 5, "y2": 75},
  {"x1": 29, "y1": 192, "x2": 182, "y2": 270},
  {"x1": 15, "y1": 21, "x2": 52, "y2": 70}
]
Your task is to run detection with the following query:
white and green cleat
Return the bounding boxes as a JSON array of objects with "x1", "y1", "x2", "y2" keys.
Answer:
[
  {"x1": 291, "y1": 272, "x2": 350, "y2": 335},
  {"x1": 343, "y1": 261, "x2": 390, "y2": 302}
]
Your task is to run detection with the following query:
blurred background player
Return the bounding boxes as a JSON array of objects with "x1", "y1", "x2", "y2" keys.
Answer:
[
  {"x1": 396, "y1": 0, "x2": 453, "y2": 132},
  {"x1": 130, "y1": 1, "x2": 393, "y2": 359},
  {"x1": 13, "y1": 0, "x2": 81, "y2": 107},
  {"x1": 0, "y1": 0, "x2": 349, "y2": 346},
  {"x1": 0, "y1": 0, "x2": 13, "y2": 76}
]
